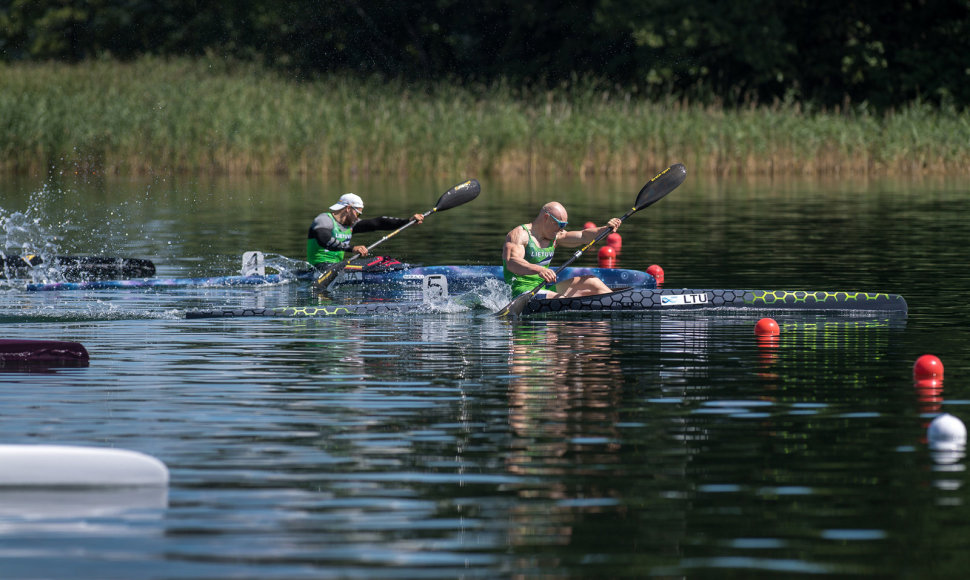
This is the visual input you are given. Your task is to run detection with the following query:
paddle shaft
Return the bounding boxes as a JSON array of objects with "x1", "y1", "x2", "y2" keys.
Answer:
[
  {"x1": 551, "y1": 209, "x2": 636, "y2": 276},
  {"x1": 347, "y1": 209, "x2": 431, "y2": 264}
]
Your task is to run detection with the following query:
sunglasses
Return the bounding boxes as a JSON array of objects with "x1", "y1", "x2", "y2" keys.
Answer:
[{"x1": 544, "y1": 209, "x2": 568, "y2": 230}]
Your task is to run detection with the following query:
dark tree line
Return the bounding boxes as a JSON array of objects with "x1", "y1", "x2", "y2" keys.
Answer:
[{"x1": 2, "y1": 0, "x2": 968, "y2": 109}]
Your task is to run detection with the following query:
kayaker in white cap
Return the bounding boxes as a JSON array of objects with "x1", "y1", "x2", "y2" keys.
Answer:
[{"x1": 307, "y1": 193, "x2": 424, "y2": 267}]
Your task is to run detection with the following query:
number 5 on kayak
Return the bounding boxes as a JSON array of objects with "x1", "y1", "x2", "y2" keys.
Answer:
[{"x1": 313, "y1": 179, "x2": 482, "y2": 290}]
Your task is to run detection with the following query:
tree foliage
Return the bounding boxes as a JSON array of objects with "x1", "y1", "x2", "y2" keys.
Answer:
[{"x1": 2, "y1": 0, "x2": 967, "y2": 109}]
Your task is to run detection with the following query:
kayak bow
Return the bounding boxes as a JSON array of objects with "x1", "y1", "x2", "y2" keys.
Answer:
[{"x1": 1, "y1": 255, "x2": 155, "y2": 280}]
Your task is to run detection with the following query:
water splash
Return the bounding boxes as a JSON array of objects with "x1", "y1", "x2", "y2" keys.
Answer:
[
  {"x1": 257, "y1": 252, "x2": 313, "y2": 277},
  {"x1": 0, "y1": 209, "x2": 65, "y2": 285},
  {"x1": 0, "y1": 179, "x2": 150, "y2": 284},
  {"x1": 461, "y1": 277, "x2": 512, "y2": 312}
]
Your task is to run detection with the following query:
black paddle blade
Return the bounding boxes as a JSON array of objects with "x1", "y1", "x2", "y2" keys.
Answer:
[
  {"x1": 495, "y1": 290, "x2": 536, "y2": 318},
  {"x1": 633, "y1": 163, "x2": 687, "y2": 212},
  {"x1": 314, "y1": 267, "x2": 339, "y2": 288},
  {"x1": 433, "y1": 179, "x2": 481, "y2": 212}
]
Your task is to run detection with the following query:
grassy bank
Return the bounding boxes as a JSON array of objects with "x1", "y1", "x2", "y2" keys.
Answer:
[{"x1": 1, "y1": 57, "x2": 968, "y2": 177}]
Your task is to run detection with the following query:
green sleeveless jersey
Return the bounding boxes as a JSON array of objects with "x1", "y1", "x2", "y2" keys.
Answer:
[
  {"x1": 307, "y1": 213, "x2": 353, "y2": 265},
  {"x1": 503, "y1": 225, "x2": 556, "y2": 295}
]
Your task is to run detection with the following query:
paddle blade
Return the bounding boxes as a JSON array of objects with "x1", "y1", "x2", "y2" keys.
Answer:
[
  {"x1": 495, "y1": 289, "x2": 536, "y2": 318},
  {"x1": 433, "y1": 179, "x2": 481, "y2": 212},
  {"x1": 633, "y1": 163, "x2": 687, "y2": 212},
  {"x1": 314, "y1": 267, "x2": 340, "y2": 288}
]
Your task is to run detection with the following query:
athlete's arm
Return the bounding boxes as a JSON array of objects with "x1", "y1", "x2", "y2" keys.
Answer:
[
  {"x1": 352, "y1": 216, "x2": 412, "y2": 233},
  {"x1": 503, "y1": 228, "x2": 556, "y2": 282},
  {"x1": 308, "y1": 222, "x2": 353, "y2": 252}
]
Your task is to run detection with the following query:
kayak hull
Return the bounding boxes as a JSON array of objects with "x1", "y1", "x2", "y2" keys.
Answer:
[
  {"x1": 332, "y1": 265, "x2": 656, "y2": 291},
  {"x1": 28, "y1": 265, "x2": 655, "y2": 292},
  {"x1": 186, "y1": 288, "x2": 907, "y2": 319},
  {"x1": 27, "y1": 273, "x2": 299, "y2": 291},
  {"x1": 2, "y1": 255, "x2": 155, "y2": 280},
  {"x1": 522, "y1": 288, "x2": 908, "y2": 315}
]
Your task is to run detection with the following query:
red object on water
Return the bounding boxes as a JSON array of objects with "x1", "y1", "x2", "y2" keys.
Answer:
[
  {"x1": 646, "y1": 264, "x2": 664, "y2": 284},
  {"x1": 756, "y1": 335, "x2": 780, "y2": 367},
  {"x1": 754, "y1": 318, "x2": 780, "y2": 336},
  {"x1": 914, "y1": 378, "x2": 943, "y2": 393},
  {"x1": 913, "y1": 354, "x2": 944, "y2": 379},
  {"x1": 583, "y1": 221, "x2": 596, "y2": 229},
  {"x1": 606, "y1": 233, "x2": 622, "y2": 253},
  {"x1": 598, "y1": 245, "x2": 616, "y2": 268}
]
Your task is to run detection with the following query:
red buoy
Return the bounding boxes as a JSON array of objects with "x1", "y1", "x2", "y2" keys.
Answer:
[
  {"x1": 606, "y1": 233, "x2": 622, "y2": 253},
  {"x1": 754, "y1": 318, "x2": 780, "y2": 336},
  {"x1": 583, "y1": 221, "x2": 597, "y2": 230},
  {"x1": 598, "y1": 245, "x2": 616, "y2": 268},
  {"x1": 646, "y1": 264, "x2": 664, "y2": 284},
  {"x1": 914, "y1": 354, "x2": 944, "y2": 379}
]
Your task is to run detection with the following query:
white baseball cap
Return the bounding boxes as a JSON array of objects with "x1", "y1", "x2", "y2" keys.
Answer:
[{"x1": 329, "y1": 193, "x2": 364, "y2": 213}]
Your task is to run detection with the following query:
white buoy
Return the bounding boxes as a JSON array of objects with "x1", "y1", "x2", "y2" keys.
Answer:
[
  {"x1": 928, "y1": 413, "x2": 967, "y2": 451},
  {"x1": 0, "y1": 445, "x2": 169, "y2": 487}
]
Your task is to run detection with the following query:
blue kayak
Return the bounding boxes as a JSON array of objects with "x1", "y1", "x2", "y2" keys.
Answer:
[
  {"x1": 26, "y1": 265, "x2": 656, "y2": 292},
  {"x1": 331, "y1": 265, "x2": 656, "y2": 291},
  {"x1": 26, "y1": 273, "x2": 300, "y2": 291}
]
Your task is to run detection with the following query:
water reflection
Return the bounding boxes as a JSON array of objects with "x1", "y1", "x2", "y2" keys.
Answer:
[
  {"x1": 503, "y1": 318, "x2": 691, "y2": 569},
  {"x1": 506, "y1": 320, "x2": 622, "y2": 481},
  {"x1": 0, "y1": 488, "x2": 167, "y2": 528},
  {"x1": 920, "y1": 382, "x2": 967, "y2": 494}
]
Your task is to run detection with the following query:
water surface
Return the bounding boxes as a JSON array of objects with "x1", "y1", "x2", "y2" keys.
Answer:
[{"x1": 1, "y1": 171, "x2": 969, "y2": 578}]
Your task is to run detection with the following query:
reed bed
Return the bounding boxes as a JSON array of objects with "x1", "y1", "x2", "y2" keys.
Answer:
[{"x1": 1, "y1": 57, "x2": 968, "y2": 177}]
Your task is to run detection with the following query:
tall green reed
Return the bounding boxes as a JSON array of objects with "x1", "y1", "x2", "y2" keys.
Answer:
[{"x1": 1, "y1": 57, "x2": 967, "y2": 177}]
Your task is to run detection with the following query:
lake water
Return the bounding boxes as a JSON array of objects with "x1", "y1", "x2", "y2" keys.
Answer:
[{"x1": 2, "y1": 169, "x2": 970, "y2": 578}]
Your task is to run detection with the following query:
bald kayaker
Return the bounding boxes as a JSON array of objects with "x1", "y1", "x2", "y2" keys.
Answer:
[
  {"x1": 502, "y1": 202, "x2": 621, "y2": 298},
  {"x1": 307, "y1": 193, "x2": 424, "y2": 268}
]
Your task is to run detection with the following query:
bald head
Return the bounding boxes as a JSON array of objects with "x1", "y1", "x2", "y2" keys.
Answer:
[{"x1": 538, "y1": 202, "x2": 567, "y2": 222}]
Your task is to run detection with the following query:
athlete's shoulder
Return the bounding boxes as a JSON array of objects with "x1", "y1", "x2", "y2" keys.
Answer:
[
  {"x1": 310, "y1": 212, "x2": 334, "y2": 228},
  {"x1": 506, "y1": 224, "x2": 530, "y2": 243}
]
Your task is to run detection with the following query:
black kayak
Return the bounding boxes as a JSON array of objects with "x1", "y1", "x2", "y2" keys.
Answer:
[
  {"x1": 186, "y1": 287, "x2": 908, "y2": 319},
  {"x1": 0, "y1": 255, "x2": 156, "y2": 280},
  {"x1": 521, "y1": 287, "x2": 908, "y2": 315}
]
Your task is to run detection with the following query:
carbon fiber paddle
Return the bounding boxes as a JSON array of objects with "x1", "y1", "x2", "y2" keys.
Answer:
[
  {"x1": 313, "y1": 179, "x2": 482, "y2": 290},
  {"x1": 495, "y1": 163, "x2": 687, "y2": 318}
]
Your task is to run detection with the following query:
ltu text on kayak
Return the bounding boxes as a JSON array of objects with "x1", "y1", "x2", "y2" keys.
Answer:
[{"x1": 661, "y1": 293, "x2": 709, "y2": 305}]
